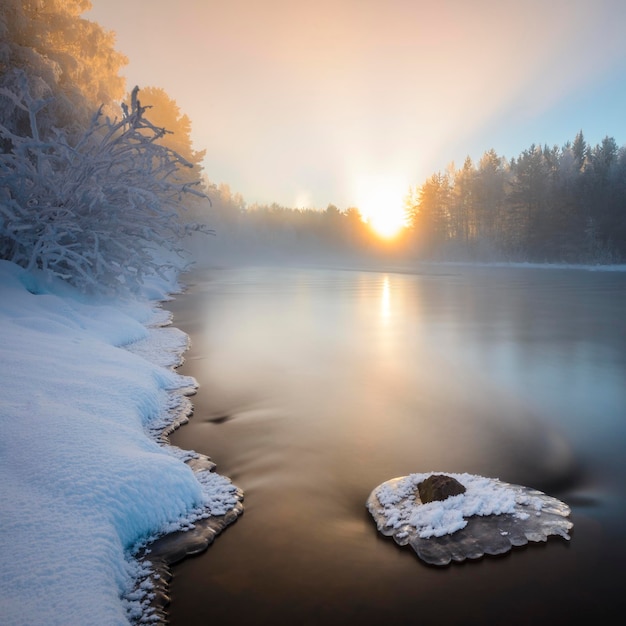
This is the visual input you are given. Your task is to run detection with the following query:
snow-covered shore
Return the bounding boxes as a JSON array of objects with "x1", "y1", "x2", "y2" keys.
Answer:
[{"x1": 0, "y1": 259, "x2": 241, "y2": 625}]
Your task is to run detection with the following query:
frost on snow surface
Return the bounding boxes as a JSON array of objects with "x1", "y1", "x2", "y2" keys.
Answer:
[
  {"x1": 367, "y1": 472, "x2": 572, "y2": 566},
  {"x1": 0, "y1": 260, "x2": 242, "y2": 625}
]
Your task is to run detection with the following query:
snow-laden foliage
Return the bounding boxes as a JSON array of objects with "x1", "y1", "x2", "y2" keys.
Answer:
[
  {"x1": 0, "y1": 0, "x2": 127, "y2": 140},
  {"x1": 0, "y1": 74, "x2": 209, "y2": 294}
]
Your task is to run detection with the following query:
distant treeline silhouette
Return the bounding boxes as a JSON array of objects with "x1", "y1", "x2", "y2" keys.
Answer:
[
  {"x1": 199, "y1": 131, "x2": 625, "y2": 266},
  {"x1": 404, "y1": 132, "x2": 625, "y2": 264}
]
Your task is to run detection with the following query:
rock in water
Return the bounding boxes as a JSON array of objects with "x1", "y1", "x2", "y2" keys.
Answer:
[
  {"x1": 417, "y1": 474, "x2": 466, "y2": 502},
  {"x1": 367, "y1": 472, "x2": 573, "y2": 566}
]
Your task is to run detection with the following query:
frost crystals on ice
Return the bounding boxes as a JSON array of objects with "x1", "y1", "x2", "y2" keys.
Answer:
[{"x1": 366, "y1": 472, "x2": 573, "y2": 566}]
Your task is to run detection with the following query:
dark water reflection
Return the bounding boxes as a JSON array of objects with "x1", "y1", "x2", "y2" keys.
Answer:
[{"x1": 167, "y1": 264, "x2": 626, "y2": 625}]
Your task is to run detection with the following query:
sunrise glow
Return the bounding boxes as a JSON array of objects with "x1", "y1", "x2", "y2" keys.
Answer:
[{"x1": 355, "y1": 175, "x2": 408, "y2": 239}]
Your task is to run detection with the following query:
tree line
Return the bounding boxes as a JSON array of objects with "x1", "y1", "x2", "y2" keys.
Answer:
[
  {"x1": 188, "y1": 182, "x2": 400, "y2": 266},
  {"x1": 198, "y1": 132, "x2": 626, "y2": 267},
  {"x1": 405, "y1": 134, "x2": 626, "y2": 264}
]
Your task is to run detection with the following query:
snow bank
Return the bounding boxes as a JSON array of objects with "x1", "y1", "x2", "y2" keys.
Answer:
[{"x1": 0, "y1": 260, "x2": 238, "y2": 625}]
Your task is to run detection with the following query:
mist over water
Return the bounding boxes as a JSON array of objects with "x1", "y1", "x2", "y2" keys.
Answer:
[{"x1": 167, "y1": 264, "x2": 626, "y2": 625}]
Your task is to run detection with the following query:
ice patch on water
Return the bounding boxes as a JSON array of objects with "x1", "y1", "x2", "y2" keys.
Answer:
[{"x1": 367, "y1": 472, "x2": 572, "y2": 566}]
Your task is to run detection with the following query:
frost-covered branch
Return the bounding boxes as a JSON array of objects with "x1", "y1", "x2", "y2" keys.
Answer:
[{"x1": 0, "y1": 76, "x2": 210, "y2": 294}]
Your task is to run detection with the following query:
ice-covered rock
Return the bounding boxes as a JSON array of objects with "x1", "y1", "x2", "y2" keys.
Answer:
[{"x1": 367, "y1": 472, "x2": 572, "y2": 566}]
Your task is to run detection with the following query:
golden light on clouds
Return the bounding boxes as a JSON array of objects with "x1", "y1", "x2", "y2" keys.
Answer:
[{"x1": 86, "y1": 0, "x2": 626, "y2": 210}]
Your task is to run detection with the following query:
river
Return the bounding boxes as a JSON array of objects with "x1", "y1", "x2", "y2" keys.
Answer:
[{"x1": 165, "y1": 263, "x2": 626, "y2": 625}]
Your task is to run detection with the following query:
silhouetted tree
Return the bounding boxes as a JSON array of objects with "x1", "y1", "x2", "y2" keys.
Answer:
[{"x1": 402, "y1": 132, "x2": 625, "y2": 263}]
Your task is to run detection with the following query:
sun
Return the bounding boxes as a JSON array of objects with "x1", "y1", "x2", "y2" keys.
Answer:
[
  {"x1": 355, "y1": 175, "x2": 407, "y2": 239},
  {"x1": 368, "y1": 209, "x2": 406, "y2": 239}
]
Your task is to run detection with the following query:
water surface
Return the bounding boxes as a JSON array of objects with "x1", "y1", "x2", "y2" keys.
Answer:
[{"x1": 167, "y1": 264, "x2": 626, "y2": 625}]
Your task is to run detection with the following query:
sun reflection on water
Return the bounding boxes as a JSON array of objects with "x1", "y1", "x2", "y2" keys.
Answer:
[{"x1": 380, "y1": 275, "x2": 391, "y2": 322}]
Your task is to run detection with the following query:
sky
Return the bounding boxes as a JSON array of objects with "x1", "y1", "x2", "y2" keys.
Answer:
[{"x1": 87, "y1": 0, "x2": 626, "y2": 220}]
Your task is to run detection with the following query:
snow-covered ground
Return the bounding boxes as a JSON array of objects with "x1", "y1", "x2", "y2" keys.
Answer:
[{"x1": 0, "y1": 259, "x2": 240, "y2": 625}]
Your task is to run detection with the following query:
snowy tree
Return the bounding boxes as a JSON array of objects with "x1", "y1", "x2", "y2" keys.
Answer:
[
  {"x1": 126, "y1": 87, "x2": 212, "y2": 224},
  {"x1": 128, "y1": 87, "x2": 206, "y2": 176},
  {"x1": 0, "y1": 76, "x2": 209, "y2": 294},
  {"x1": 0, "y1": 0, "x2": 127, "y2": 141}
]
